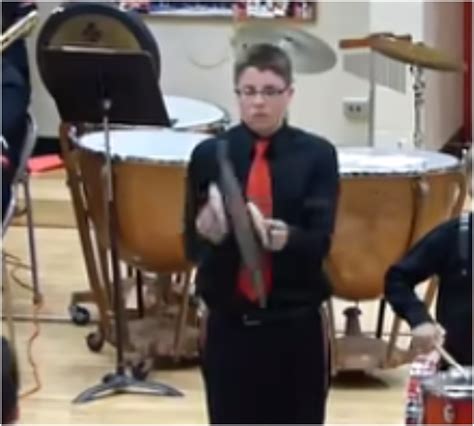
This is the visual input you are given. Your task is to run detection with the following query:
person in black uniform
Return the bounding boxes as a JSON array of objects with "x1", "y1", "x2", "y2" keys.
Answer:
[
  {"x1": 2, "y1": 1, "x2": 37, "y2": 219},
  {"x1": 184, "y1": 43, "x2": 339, "y2": 424},
  {"x1": 385, "y1": 148, "x2": 472, "y2": 366}
]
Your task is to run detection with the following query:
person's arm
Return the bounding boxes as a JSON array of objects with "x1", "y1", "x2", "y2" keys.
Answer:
[
  {"x1": 184, "y1": 145, "x2": 211, "y2": 264},
  {"x1": 384, "y1": 223, "x2": 450, "y2": 327},
  {"x1": 282, "y1": 141, "x2": 340, "y2": 259},
  {"x1": 183, "y1": 142, "x2": 232, "y2": 264}
]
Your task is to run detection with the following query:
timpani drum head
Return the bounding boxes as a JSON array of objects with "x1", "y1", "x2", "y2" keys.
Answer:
[
  {"x1": 77, "y1": 128, "x2": 210, "y2": 163},
  {"x1": 37, "y1": 2, "x2": 160, "y2": 90},
  {"x1": 164, "y1": 96, "x2": 227, "y2": 131},
  {"x1": 338, "y1": 147, "x2": 459, "y2": 176}
]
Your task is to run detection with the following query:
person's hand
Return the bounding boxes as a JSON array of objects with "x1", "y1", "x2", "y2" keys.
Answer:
[
  {"x1": 195, "y1": 183, "x2": 228, "y2": 244},
  {"x1": 247, "y1": 202, "x2": 289, "y2": 251},
  {"x1": 411, "y1": 322, "x2": 445, "y2": 354}
]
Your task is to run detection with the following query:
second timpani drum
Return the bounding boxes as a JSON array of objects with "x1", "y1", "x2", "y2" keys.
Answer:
[{"x1": 328, "y1": 147, "x2": 465, "y2": 301}]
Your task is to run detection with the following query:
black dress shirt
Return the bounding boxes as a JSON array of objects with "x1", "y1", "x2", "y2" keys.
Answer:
[{"x1": 184, "y1": 122, "x2": 340, "y2": 313}]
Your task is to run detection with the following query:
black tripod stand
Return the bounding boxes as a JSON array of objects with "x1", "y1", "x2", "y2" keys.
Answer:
[{"x1": 41, "y1": 47, "x2": 183, "y2": 403}]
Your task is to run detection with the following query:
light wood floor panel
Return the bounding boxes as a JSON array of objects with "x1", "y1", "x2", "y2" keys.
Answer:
[{"x1": 7, "y1": 322, "x2": 408, "y2": 424}]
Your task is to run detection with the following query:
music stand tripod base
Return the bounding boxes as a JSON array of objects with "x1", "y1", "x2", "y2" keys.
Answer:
[
  {"x1": 73, "y1": 372, "x2": 183, "y2": 404},
  {"x1": 40, "y1": 47, "x2": 183, "y2": 403}
]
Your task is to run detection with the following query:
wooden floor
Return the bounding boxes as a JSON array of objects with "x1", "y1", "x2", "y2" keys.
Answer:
[
  {"x1": 4, "y1": 238, "x2": 411, "y2": 425},
  {"x1": 8, "y1": 321, "x2": 408, "y2": 425},
  {"x1": 2, "y1": 170, "x2": 446, "y2": 425}
]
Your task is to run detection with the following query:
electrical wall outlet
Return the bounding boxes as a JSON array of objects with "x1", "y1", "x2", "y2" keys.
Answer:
[{"x1": 343, "y1": 97, "x2": 369, "y2": 120}]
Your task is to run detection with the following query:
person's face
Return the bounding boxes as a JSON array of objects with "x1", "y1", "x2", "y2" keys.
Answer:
[{"x1": 235, "y1": 66, "x2": 294, "y2": 137}]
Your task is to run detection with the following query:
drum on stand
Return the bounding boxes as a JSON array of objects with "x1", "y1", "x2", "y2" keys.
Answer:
[
  {"x1": 36, "y1": 1, "x2": 166, "y2": 356},
  {"x1": 76, "y1": 128, "x2": 208, "y2": 272},
  {"x1": 421, "y1": 367, "x2": 473, "y2": 424},
  {"x1": 325, "y1": 147, "x2": 466, "y2": 374},
  {"x1": 75, "y1": 128, "x2": 209, "y2": 365},
  {"x1": 36, "y1": 2, "x2": 227, "y2": 367},
  {"x1": 164, "y1": 95, "x2": 230, "y2": 134}
]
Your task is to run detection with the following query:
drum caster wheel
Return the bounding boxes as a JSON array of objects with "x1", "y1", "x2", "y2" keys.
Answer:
[
  {"x1": 86, "y1": 331, "x2": 104, "y2": 353},
  {"x1": 69, "y1": 304, "x2": 90, "y2": 326},
  {"x1": 102, "y1": 373, "x2": 115, "y2": 384},
  {"x1": 131, "y1": 360, "x2": 150, "y2": 381}
]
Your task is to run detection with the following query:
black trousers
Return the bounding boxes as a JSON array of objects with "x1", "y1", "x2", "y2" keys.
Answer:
[{"x1": 201, "y1": 307, "x2": 330, "y2": 425}]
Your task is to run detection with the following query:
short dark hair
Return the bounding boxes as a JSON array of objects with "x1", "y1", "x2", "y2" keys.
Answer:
[
  {"x1": 234, "y1": 43, "x2": 293, "y2": 86},
  {"x1": 2, "y1": 337, "x2": 19, "y2": 424}
]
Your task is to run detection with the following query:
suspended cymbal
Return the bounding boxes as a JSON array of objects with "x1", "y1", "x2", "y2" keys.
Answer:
[
  {"x1": 231, "y1": 23, "x2": 337, "y2": 74},
  {"x1": 371, "y1": 37, "x2": 463, "y2": 72}
]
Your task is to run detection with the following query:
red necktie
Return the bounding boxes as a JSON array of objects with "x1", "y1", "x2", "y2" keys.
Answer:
[{"x1": 237, "y1": 139, "x2": 273, "y2": 302}]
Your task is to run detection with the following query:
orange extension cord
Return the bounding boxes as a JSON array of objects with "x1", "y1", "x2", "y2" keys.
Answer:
[{"x1": 3, "y1": 252, "x2": 42, "y2": 398}]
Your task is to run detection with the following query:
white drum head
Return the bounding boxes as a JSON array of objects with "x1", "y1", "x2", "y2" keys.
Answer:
[
  {"x1": 77, "y1": 128, "x2": 209, "y2": 164},
  {"x1": 338, "y1": 147, "x2": 460, "y2": 175},
  {"x1": 164, "y1": 95, "x2": 226, "y2": 130}
]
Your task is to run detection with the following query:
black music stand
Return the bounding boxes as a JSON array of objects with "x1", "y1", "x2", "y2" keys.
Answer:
[{"x1": 40, "y1": 47, "x2": 183, "y2": 403}]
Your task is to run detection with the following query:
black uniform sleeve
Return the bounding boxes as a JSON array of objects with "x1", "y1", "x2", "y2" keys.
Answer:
[
  {"x1": 283, "y1": 141, "x2": 340, "y2": 259},
  {"x1": 384, "y1": 221, "x2": 452, "y2": 327}
]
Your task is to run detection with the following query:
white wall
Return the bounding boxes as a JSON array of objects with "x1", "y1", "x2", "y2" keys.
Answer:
[
  {"x1": 369, "y1": 0, "x2": 424, "y2": 148},
  {"x1": 27, "y1": 2, "x2": 60, "y2": 139},
  {"x1": 29, "y1": 1, "x2": 463, "y2": 151},
  {"x1": 30, "y1": 1, "x2": 371, "y2": 146},
  {"x1": 423, "y1": 1, "x2": 464, "y2": 149}
]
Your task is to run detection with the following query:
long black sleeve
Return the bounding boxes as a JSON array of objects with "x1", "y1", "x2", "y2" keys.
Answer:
[
  {"x1": 183, "y1": 145, "x2": 209, "y2": 264},
  {"x1": 384, "y1": 222, "x2": 451, "y2": 327},
  {"x1": 283, "y1": 142, "x2": 339, "y2": 259}
]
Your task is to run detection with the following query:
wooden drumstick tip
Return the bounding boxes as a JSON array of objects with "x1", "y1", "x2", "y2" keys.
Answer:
[{"x1": 434, "y1": 342, "x2": 470, "y2": 379}]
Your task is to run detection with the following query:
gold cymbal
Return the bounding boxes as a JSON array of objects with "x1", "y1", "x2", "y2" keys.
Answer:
[
  {"x1": 232, "y1": 23, "x2": 337, "y2": 74},
  {"x1": 371, "y1": 37, "x2": 463, "y2": 72}
]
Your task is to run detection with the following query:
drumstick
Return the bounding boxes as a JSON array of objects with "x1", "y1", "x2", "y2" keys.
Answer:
[{"x1": 434, "y1": 342, "x2": 470, "y2": 379}]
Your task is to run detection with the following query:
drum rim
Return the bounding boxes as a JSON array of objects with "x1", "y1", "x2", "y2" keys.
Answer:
[
  {"x1": 338, "y1": 147, "x2": 461, "y2": 176},
  {"x1": 421, "y1": 370, "x2": 473, "y2": 399},
  {"x1": 422, "y1": 386, "x2": 473, "y2": 399},
  {"x1": 75, "y1": 133, "x2": 464, "y2": 171},
  {"x1": 164, "y1": 95, "x2": 230, "y2": 129},
  {"x1": 74, "y1": 127, "x2": 210, "y2": 165}
]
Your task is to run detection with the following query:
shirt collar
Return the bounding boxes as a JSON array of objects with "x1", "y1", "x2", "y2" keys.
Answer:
[{"x1": 239, "y1": 121, "x2": 292, "y2": 158}]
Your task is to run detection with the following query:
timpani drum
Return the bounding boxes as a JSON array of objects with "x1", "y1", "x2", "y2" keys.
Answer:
[
  {"x1": 164, "y1": 95, "x2": 229, "y2": 134},
  {"x1": 76, "y1": 128, "x2": 209, "y2": 273},
  {"x1": 421, "y1": 367, "x2": 473, "y2": 424},
  {"x1": 329, "y1": 147, "x2": 465, "y2": 301}
]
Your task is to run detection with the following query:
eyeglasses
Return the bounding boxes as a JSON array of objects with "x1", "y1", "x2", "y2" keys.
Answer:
[{"x1": 235, "y1": 86, "x2": 288, "y2": 100}]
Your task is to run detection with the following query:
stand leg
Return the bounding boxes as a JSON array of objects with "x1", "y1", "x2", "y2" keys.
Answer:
[
  {"x1": 411, "y1": 65, "x2": 425, "y2": 148},
  {"x1": 59, "y1": 123, "x2": 110, "y2": 336},
  {"x1": 23, "y1": 176, "x2": 42, "y2": 305},
  {"x1": 73, "y1": 372, "x2": 183, "y2": 404},
  {"x1": 2, "y1": 255, "x2": 17, "y2": 352},
  {"x1": 375, "y1": 299, "x2": 386, "y2": 339}
]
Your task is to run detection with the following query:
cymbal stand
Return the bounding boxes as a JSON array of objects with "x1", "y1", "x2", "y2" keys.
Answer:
[{"x1": 411, "y1": 65, "x2": 425, "y2": 148}]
